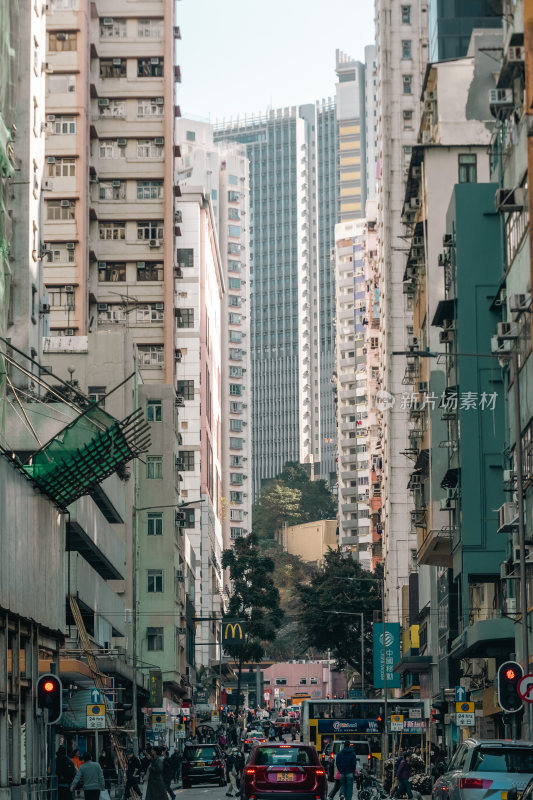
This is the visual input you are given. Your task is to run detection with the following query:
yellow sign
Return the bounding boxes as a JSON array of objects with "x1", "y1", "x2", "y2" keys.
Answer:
[
  {"x1": 86, "y1": 704, "x2": 105, "y2": 717},
  {"x1": 223, "y1": 621, "x2": 244, "y2": 642},
  {"x1": 152, "y1": 712, "x2": 166, "y2": 724},
  {"x1": 174, "y1": 722, "x2": 185, "y2": 732},
  {"x1": 391, "y1": 714, "x2": 404, "y2": 723},
  {"x1": 456, "y1": 702, "x2": 474, "y2": 713}
]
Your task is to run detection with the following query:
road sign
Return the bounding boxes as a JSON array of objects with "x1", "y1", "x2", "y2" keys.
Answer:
[
  {"x1": 90, "y1": 688, "x2": 102, "y2": 704},
  {"x1": 456, "y1": 701, "x2": 474, "y2": 714},
  {"x1": 409, "y1": 708, "x2": 422, "y2": 719},
  {"x1": 390, "y1": 714, "x2": 404, "y2": 732},
  {"x1": 455, "y1": 686, "x2": 467, "y2": 702},
  {"x1": 86, "y1": 703, "x2": 105, "y2": 729},
  {"x1": 152, "y1": 712, "x2": 166, "y2": 725},
  {"x1": 518, "y1": 674, "x2": 533, "y2": 702},
  {"x1": 456, "y1": 712, "x2": 475, "y2": 726}
]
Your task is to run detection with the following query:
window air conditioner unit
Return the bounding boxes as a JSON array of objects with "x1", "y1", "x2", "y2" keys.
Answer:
[
  {"x1": 112, "y1": 180, "x2": 121, "y2": 187},
  {"x1": 47, "y1": 156, "x2": 56, "y2": 164},
  {"x1": 149, "y1": 240, "x2": 160, "y2": 248},
  {"x1": 175, "y1": 457, "x2": 184, "y2": 470},
  {"x1": 412, "y1": 166, "x2": 421, "y2": 179},
  {"x1": 500, "y1": 561, "x2": 515, "y2": 579},
  {"x1": 174, "y1": 349, "x2": 182, "y2": 361},
  {"x1": 155, "y1": 302, "x2": 164, "y2": 310},
  {"x1": 443, "y1": 233, "x2": 453, "y2": 247},
  {"x1": 60, "y1": 200, "x2": 70, "y2": 207},
  {"x1": 155, "y1": 97, "x2": 164, "y2": 105},
  {"x1": 137, "y1": 261, "x2": 145, "y2": 268},
  {"x1": 98, "y1": 98, "x2": 110, "y2": 107},
  {"x1": 413, "y1": 235, "x2": 423, "y2": 246},
  {"x1": 489, "y1": 88, "x2": 513, "y2": 108},
  {"x1": 89, "y1": 174, "x2": 98, "y2": 183},
  {"x1": 510, "y1": 293, "x2": 529, "y2": 310},
  {"x1": 176, "y1": 569, "x2": 184, "y2": 581},
  {"x1": 410, "y1": 475, "x2": 421, "y2": 489},
  {"x1": 112, "y1": 58, "x2": 122, "y2": 66},
  {"x1": 98, "y1": 261, "x2": 106, "y2": 269},
  {"x1": 496, "y1": 188, "x2": 525, "y2": 211},
  {"x1": 117, "y1": 138, "x2": 127, "y2": 147},
  {"x1": 426, "y1": 91, "x2": 436, "y2": 101},
  {"x1": 154, "y1": 137, "x2": 164, "y2": 145},
  {"x1": 438, "y1": 253, "x2": 449, "y2": 267},
  {"x1": 151, "y1": 57, "x2": 160, "y2": 65},
  {"x1": 440, "y1": 497, "x2": 455, "y2": 510},
  {"x1": 498, "y1": 502, "x2": 518, "y2": 532},
  {"x1": 97, "y1": 303, "x2": 108, "y2": 311},
  {"x1": 66, "y1": 242, "x2": 75, "y2": 250},
  {"x1": 508, "y1": 46, "x2": 524, "y2": 62},
  {"x1": 174, "y1": 267, "x2": 183, "y2": 278},
  {"x1": 497, "y1": 322, "x2": 513, "y2": 338},
  {"x1": 175, "y1": 510, "x2": 185, "y2": 521},
  {"x1": 102, "y1": 17, "x2": 113, "y2": 25},
  {"x1": 65, "y1": 328, "x2": 74, "y2": 336},
  {"x1": 439, "y1": 330, "x2": 453, "y2": 344},
  {"x1": 410, "y1": 197, "x2": 421, "y2": 209},
  {"x1": 41, "y1": 303, "x2": 50, "y2": 313},
  {"x1": 175, "y1": 394, "x2": 185, "y2": 407},
  {"x1": 47, "y1": 114, "x2": 56, "y2": 122},
  {"x1": 65, "y1": 285, "x2": 74, "y2": 292}
]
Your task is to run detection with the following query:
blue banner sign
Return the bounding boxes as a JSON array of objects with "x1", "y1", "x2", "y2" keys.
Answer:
[
  {"x1": 372, "y1": 622, "x2": 401, "y2": 688},
  {"x1": 317, "y1": 719, "x2": 380, "y2": 734}
]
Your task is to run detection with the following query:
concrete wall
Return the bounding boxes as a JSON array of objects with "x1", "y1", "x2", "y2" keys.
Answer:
[{"x1": 278, "y1": 520, "x2": 337, "y2": 563}]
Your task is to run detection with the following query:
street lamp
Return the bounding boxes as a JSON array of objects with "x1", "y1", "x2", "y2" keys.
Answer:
[{"x1": 393, "y1": 346, "x2": 529, "y2": 735}]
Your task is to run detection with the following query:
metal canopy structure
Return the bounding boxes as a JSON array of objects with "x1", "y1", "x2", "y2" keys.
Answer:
[{"x1": 24, "y1": 406, "x2": 150, "y2": 510}]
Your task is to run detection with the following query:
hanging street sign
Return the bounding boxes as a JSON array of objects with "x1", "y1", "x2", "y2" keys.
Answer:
[
  {"x1": 456, "y1": 701, "x2": 474, "y2": 714},
  {"x1": 86, "y1": 704, "x2": 106, "y2": 729},
  {"x1": 390, "y1": 714, "x2": 404, "y2": 732},
  {"x1": 455, "y1": 686, "x2": 467, "y2": 702}
]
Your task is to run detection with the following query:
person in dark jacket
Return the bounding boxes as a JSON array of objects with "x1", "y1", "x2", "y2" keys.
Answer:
[
  {"x1": 145, "y1": 747, "x2": 168, "y2": 800},
  {"x1": 162, "y1": 749, "x2": 176, "y2": 800},
  {"x1": 56, "y1": 746, "x2": 77, "y2": 800},
  {"x1": 71, "y1": 752, "x2": 105, "y2": 800},
  {"x1": 394, "y1": 754, "x2": 413, "y2": 799},
  {"x1": 99, "y1": 750, "x2": 117, "y2": 793},
  {"x1": 169, "y1": 749, "x2": 181, "y2": 783},
  {"x1": 124, "y1": 752, "x2": 142, "y2": 799},
  {"x1": 335, "y1": 742, "x2": 358, "y2": 800}
]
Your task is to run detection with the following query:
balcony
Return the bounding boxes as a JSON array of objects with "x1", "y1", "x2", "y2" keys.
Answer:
[
  {"x1": 68, "y1": 494, "x2": 125, "y2": 579},
  {"x1": 449, "y1": 612, "x2": 515, "y2": 660},
  {"x1": 417, "y1": 526, "x2": 453, "y2": 567}
]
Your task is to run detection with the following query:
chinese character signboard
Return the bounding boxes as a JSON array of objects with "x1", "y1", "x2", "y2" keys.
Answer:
[
  {"x1": 372, "y1": 623, "x2": 401, "y2": 689},
  {"x1": 149, "y1": 670, "x2": 163, "y2": 707}
]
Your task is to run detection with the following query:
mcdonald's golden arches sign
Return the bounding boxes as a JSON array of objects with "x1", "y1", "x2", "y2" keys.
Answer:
[{"x1": 223, "y1": 620, "x2": 245, "y2": 643}]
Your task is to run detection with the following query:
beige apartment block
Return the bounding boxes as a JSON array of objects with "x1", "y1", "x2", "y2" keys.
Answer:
[{"x1": 275, "y1": 520, "x2": 338, "y2": 564}]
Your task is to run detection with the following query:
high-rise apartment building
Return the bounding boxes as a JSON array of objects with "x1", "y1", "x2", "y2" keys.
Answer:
[
  {"x1": 176, "y1": 119, "x2": 253, "y2": 550},
  {"x1": 375, "y1": 0, "x2": 428, "y2": 620},
  {"x1": 428, "y1": 0, "x2": 502, "y2": 61},
  {"x1": 215, "y1": 66, "x2": 371, "y2": 495}
]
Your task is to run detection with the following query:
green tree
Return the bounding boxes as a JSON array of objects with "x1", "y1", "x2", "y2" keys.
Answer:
[
  {"x1": 296, "y1": 550, "x2": 383, "y2": 682},
  {"x1": 253, "y1": 483, "x2": 302, "y2": 539},
  {"x1": 222, "y1": 534, "x2": 284, "y2": 717},
  {"x1": 279, "y1": 462, "x2": 337, "y2": 521}
]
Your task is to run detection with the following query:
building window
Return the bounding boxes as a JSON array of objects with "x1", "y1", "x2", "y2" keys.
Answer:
[
  {"x1": 230, "y1": 472, "x2": 243, "y2": 485},
  {"x1": 48, "y1": 286, "x2": 74, "y2": 309},
  {"x1": 458, "y1": 154, "x2": 477, "y2": 184},
  {"x1": 48, "y1": 157, "x2": 76, "y2": 177},
  {"x1": 88, "y1": 385, "x2": 106, "y2": 406},
  {"x1": 137, "y1": 220, "x2": 163, "y2": 241},
  {"x1": 228, "y1": 190, "x2": 240, "y2": 202},
  {"x1": 176, "y1": 308, "x2": 194, "y2": 328},
  {"x1": 99, "y1": 140, "x2": 126, "y2": 159},
  {"x1": 100, "y1": 59, "x2": 126, "y2": 78},
  {"x1": 228, "y1": 295, "x2": 242, "y2": 308},
  {"x1": 186, "y1": 130, "x2": 196, "y2": 142},
  {"x1": 230, "y1": 419, "x2": 243, "y2": 432},
  {"x1": 228, "y1": 242, "x2": 241, "y2": 255},
  {"x1": 401, "y1": 5, "x2": 411, "y2": 23},
  {"x1": 138, "y1": 18, "x2": 163, "y2": 38},
  {"x1": 138, "y1": 345, "x2": 164, "y2": 367},
  {"x1": 99, "y1": 221, "x2": 125, "y2": 240},
  {"x1": 99, "y1": 18, "x2": 126, "y2": 38},
  {"x1": 229, "y1": 313, "x2": 241, "y2": 325},
  {"x1": 230, "y1": 455, "x2": 243, "y2": 467},
  {"x1": 275, "y1": 678, "x2": 287, "y2": 686},
  {"x1": 401, "y1": 40, "x2": 412, "y2": 59},
  {"x1": 402, "y1": 75, "x2": 412, "y2": 94},
  {"x1": 230, "y1": 527, "x2": 246, "y2": 539},
  {"x1": 52, "y1": 115, "x2": 76, "y2": 134},
  {"x1": 182, "y1": 508, "x2": 195, "y2": 528},
  {"x1": 230, "y1": 401, "x2": 242, "y2": 413},
  {"x1": 97, "y1": 304, "x2": 126, "y2": 326},
  {"x1": 229, "y1": 278, "x2": 241, "y2": 290},
  {"x1": 137, "y1": 262, "x2": 164, "y2": 281},
  {"x1": 99, "y1": 181, "x2": 126, "y2": 200},
  {"x1": 147, "y1": 512, "x2": 163, "y2": 536},
  {"x1": 228, "y1": 260, "x2": 241, "y2": 273},
  {"x1": 46, "y1": 200, "x2": 75, "y2": 220},
  {"x1": 229, "y1": 366, "x2": 243, "y2": 378},
  {"x1": 177, "y1": 380, "x2": 194, "y2": 400},
  {"x1": 146, "y1": 400, "x2": 162, "y2": 421},
  {"x1": 137, "y1": 180, "x2": 163, "y2": 199},
  {"x1": 138, "y1": 57, "x2": 163, "y2": 77},
  {"x1": 229, "y1": 437, "x2": 243, "y2": 449},
  {"x1": 229, "y1": 384, "x2": 243, "y2": 397},
  {"x1": 146, "y1": 455, "x2": 163, "y2": 479},
  {"x1": 137, "y1": 139, "x2": 164, "y2": 159},
  {"x1": 47, "y1": 74, "x2": 76, "y2": 93},
  {"x1": 147, "y1": 569, "x2": 163, "y2": 593},
  {"x1": 229, "y1": 348, "x2": 242, "y2": 361},
  {"x1": 299, "y1": 678, "x2": 307, "y2": 685},
  {"x1": 229, "y1": 331, "x2": 242, "y2": 343},
  {"x1": 177, "y1": 248, "x2": 194, "y2": 269},
  {"x1": 98, "y1": 263, "x2": 126, "y2": 282},
  {"x1": 99, "y1": 99, "x2": 126, "y2": 118},
  {"x1": 137, "y1": 303, "x2": 164, "y2": 323},
  {"x1": 45, "y1": 245, "x2": 75, "y2": 263},
  {"x1": 402, "y1": 110, "x2": 413, "y2": 130},
  {"x1": 137, "y1": 98, "x2": 164, "y2": 117},
  {"x1": 147, "y1": 627, "x2": 163, "y2": 651},
  {"x1": 228, "y1": 225, "x2": 241, "y2": 238},
  {"x1": 178, "y1": 450, "x2": 195, "y2": 471},
  {"x1": 310, "y1": 677, "x2": 318, "y2": 685},
  {"x1": 230, "y1": 491, "x2": 243, "y2": 503},
  {"x1": 228, "y1": 208, "x2": 240, "y2": 220}
]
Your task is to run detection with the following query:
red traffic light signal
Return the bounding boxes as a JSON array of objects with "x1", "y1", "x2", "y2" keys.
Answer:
[
  {"x1": 506, "y1": 669, "x2": 516, "y2": 680},
  {"x1": 497, "y1": 661, "x2": 523, "y2": 713},
  {"x1": 37, "y1": 674, "x2": 62, "y2": 724}
]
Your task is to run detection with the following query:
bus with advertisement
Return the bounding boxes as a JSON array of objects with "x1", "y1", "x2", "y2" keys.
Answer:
[{"x1": 301, "y1": 698, "x2": 425, "y2": 762}]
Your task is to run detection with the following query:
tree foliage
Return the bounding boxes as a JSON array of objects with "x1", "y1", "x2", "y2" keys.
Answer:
[
  {"x1": 253, "y1": 461, "x2": 337, "y2": 539},
  {"x1": 296, "y1": 550, "x2": 383, "y2": 680},
  {"x1": 222, "y1": 533, "x2": 284, "y2": 715}
]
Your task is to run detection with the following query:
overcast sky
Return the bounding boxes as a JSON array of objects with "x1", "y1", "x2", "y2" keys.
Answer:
[{"x1": 177, "y1": 0, "x2": 375, "y2": 123}]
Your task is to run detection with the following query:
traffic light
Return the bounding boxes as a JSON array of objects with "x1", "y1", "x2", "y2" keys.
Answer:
[
  {"x1": 376, "y1": 715, "x2": 384, "y2": 733},
  {"x1": 497, "y1": 661, "x2": 524, "y2": 713},
  {"x1": 432, "y1": 699, "x2": 446, "y2": 730},
  {"x1": 115, "y1": 701, "x2": 133, "y2": 726},
  {"x1": 37, "y1": 674, "x2": 62, "y2": 724}
]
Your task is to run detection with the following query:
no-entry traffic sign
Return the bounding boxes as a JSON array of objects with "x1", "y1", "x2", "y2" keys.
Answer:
[{"x1": 517, "y1": 674, "x2": 533, "y2": 702}]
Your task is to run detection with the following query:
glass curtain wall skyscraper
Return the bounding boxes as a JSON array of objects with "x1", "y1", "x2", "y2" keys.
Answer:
[
  {"x1": 428, "y1": 0, "x2": 502, "y2": 60},
  {"x1": 215, "y1": 71, "x2": 369, "y2": 496}
]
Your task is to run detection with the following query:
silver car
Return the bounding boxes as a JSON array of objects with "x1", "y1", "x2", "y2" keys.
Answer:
[{"x1": 433, "y1": 739, "x2": 533, "y2": 800}]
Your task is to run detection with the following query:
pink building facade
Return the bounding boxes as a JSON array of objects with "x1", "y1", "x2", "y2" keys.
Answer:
[{"x1": 262, "y1": 661, "x2": 347, "y2": 709}]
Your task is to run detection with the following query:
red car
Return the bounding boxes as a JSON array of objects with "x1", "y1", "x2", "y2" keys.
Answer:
[{"x1": 241, "y1": 743, "x2": 327, "y2": 800}]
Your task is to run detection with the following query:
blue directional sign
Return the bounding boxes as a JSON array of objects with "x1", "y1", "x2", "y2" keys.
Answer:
[
  {"x1": 455, "y1": 686, "x2": 466, "y2": 702},
  {"x1": 90, "y1": 687, "x2": 102, "y2": 704}
]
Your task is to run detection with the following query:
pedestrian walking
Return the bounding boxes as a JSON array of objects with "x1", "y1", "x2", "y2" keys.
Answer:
[
  {"x1": 99, "y1": 749, "x2": 117, "y2": 794},
  {"x1": 393, "y1": 753, "x2": 413, "y2": 799},
  {"x1": 162, "y1": 749, "x2": 176, "y2": 800},
  {"x1": 70, "y1": 752, "x2": 105, "y2": 800},
  {"x1": 71, "y1": 750, "x2": 83, "y2": 770},
  {"x1": 335, "y1": 741, "x2": 358, "y2": 800},
  {"x1": 56, "y1": 746, "x2": 77, "y2": 800},
  {"x1": 328, "y1": 770, "x2": 342, "y2": 800},
  {"x1": 124, "y1": 751, "x2": 142, "y2": 800},
  {"x1": 290, "y1": 723, "x2": 297, "y2": 742},
  {"x1": 145, "y1": 747, "x2": 168, "y2": 800},
  {"x1": 169, "y1": 748, "x2": 181, "y2": 783}
]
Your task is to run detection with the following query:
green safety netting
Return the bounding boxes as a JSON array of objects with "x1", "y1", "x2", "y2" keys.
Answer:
[{"x1": 23, "y1": 406, "x2": 151, "y2": 510}]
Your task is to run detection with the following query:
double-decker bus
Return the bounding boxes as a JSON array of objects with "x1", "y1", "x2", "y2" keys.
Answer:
[{"x1": 301, "y1": 698, "x2": 425, "y2": 758}]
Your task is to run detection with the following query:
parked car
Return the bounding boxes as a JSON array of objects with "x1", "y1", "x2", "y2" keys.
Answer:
[
  {"x1": 241, "y1": 743, "x2": 327, "y2": 800},
  {"x1": 181, "y1": 743, "x2": 226, "y2": 788},
  {"x1": 322, "y1": 740, "x2": 372, "y2": 780},
  {"x1": 432, "y1": 739, "x2": 533, "y2": 800}
]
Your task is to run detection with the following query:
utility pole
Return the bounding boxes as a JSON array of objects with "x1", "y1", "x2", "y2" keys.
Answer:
[{"x1": 381, "y1": 579, "x2": 388, "y2": 763}]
